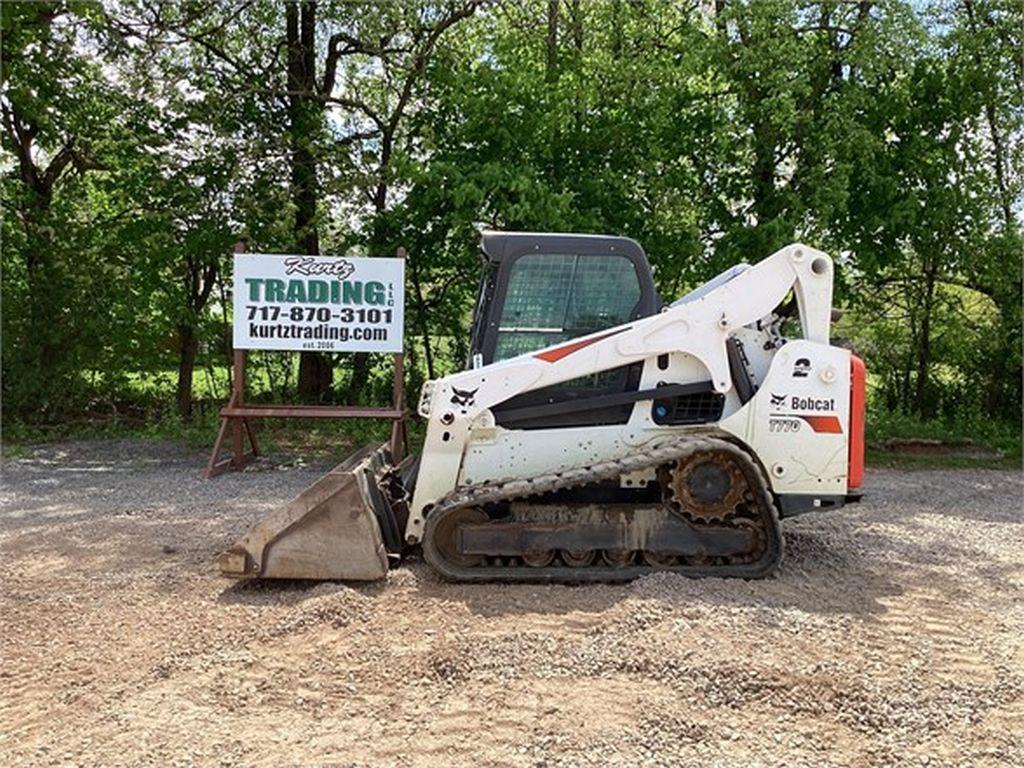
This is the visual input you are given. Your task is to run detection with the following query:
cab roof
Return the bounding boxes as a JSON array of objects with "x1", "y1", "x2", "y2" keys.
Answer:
[{"x1": 478, "y1": 230, "x2": 647, "y2": 264}]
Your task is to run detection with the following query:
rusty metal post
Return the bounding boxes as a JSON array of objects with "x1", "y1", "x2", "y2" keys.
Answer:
[{"x1": 231, "y1": 350, "x2": 246, "y2": 467}]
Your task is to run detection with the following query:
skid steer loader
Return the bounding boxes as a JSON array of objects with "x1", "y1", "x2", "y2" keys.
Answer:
[{"x1": 220, "y1": 232, "x2": 865, "y2": 583}]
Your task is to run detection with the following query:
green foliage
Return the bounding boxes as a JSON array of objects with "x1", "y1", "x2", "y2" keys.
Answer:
[
  {"x1": 867, "y1": 408, "x2": 1022, "y2": 467},
  {"x1": 1, "y1": 0, "x2": 1021, "y2": 454}
]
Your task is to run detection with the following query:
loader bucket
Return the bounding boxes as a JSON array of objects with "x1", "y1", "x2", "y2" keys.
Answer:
[{"x1": 219, "y1": 443, "x2": 399, "y2": 581}]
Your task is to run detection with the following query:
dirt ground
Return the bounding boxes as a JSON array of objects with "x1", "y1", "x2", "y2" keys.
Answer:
[{"x1": 1, "y1": 440, "x2": 1022, "y2": 768}]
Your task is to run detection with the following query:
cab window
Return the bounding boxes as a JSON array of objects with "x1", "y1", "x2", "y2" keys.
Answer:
[{"x1": 495, "y1": 253, "x2": 641, "y2": 361}]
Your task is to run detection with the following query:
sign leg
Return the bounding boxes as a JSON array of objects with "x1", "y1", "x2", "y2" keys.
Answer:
[
  {"x1": 243, "y1": 418, "x2": 260, "y2": 457},
  {"x1": 203, "y1": 415, "x2": 231, "y2": 479}
]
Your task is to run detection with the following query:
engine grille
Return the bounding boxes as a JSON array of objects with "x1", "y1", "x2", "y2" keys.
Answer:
[{"x1": 652, "y1": 389, "x2": 726, "y2": 425}]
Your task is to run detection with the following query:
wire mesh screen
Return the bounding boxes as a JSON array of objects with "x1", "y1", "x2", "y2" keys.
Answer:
[
  {"x1": 495, "y1": 254, "x2": 640, "y2": 362},
  {"x1": 498, "y1": 254, "x2": 575, "y2": 331},
  {"x1": 565, "y1": 256, "x2": 641, "y2": 332}
]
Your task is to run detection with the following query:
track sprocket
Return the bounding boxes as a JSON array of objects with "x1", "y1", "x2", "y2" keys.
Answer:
[{"x1": 666, "y1": 449, "x2": 747, "y2": 523}]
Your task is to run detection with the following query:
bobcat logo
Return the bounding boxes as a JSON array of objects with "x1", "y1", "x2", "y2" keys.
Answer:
[
  {"x1": 450, "y1": 386, "x2": 478, "y2": 408},
  {"x1": 770, "y1": 392, "x2": 786, "y2": 407}
]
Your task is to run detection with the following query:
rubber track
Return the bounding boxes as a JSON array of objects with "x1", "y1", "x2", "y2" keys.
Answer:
[{"x1": 422, "y1": 435, "x2": 783, "y2": 583}]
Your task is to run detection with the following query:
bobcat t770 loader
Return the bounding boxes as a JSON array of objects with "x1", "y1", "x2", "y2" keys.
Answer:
[{"x1": 220, "y1": 232, "x2": 865, "y2": 582}]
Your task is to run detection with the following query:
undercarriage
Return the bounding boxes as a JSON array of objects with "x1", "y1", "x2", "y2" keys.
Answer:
[{"x1": 421, "y1": 436, "x2": 782, "y2": 582}]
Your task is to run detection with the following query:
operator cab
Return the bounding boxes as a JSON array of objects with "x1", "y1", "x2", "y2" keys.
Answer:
[
  {"x1": 469, "y1": 231, "x2": 660, "y2": 366},
  {"x1": 467, "y1": 231, "x2": 660, "y2": 428}
]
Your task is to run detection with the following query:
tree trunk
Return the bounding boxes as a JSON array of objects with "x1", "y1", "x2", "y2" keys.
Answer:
[
  {"x1": 569, "y1": 0, "x2": 582, "y2": 53},
  {"x1": 176, "y1": 322, "x2": 198, "y2": 422},
  {"x1": 984, "y1": 346, "x2": 1006, "y2": 416},
  {"x1": 913, "y1": 264, "x2": 938, "y2": 418},
  {"x1": 287, "y1": 1, "x2": 332, "y2": 402},
  {"x1": 751, "y1": 115, "x2": 779, "y2": 228},
  {"x1": 409, "y1": 260, "x2": 436, "y2": 379},
  {"x1": 16, "y1": 187, "x2": 62, "y2": 401},
  {"x1": 412, "y1": 297, "x2": 436, "y2": 381},
  {"x1": 421, "y1": 324, "x2": 436, "y2": 380},
  {"x1": 26, "y1": 227, "x2": 60, "y2": 375},
  {"x1": 962, "y1": 0, "x2": 1015, "y2": 229},
  {"x1": 546, "y1": 0, "x2": 559, "y2": 82},
  {"x1": 345, "y1": 353, "x2": 372, "y2": 403},
  {"x1": 297, "y1": 352, "x2": 333, "y2": 402}
]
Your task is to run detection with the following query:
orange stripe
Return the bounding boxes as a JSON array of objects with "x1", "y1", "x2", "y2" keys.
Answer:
[
  {"x1": 798, "y1": 415, "x2": 843, "y2": 434},
  {"x1": 848, "y1": 355, "x2": 866, "y2": 488},
  {"x1": 534, "y1": 327, "x2": 629, "y2": 363}
]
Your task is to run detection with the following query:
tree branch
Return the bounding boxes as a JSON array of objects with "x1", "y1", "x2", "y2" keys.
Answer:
[
  {"x1": 320, "y1": 31, "x2": 410, "y2": 96},
  {"x1": 40, "y1": 142, "x2": 79, "y2": 190}
]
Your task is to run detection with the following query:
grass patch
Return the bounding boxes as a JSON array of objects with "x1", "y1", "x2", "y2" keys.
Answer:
[
  {"x1": 2, "y1": 409, "x2": 221, "y2": 450},
  {"x1": 2, "y1": 406, "x2": 427, "y2": 465},
  {"x1": 866, "y1": 409, "x2": 1021, "y2": 469},
  {"x1": 2, "y1": 357, "x2": 428, "y2": 461},
  {"x1": 865, "y1": 448, "x2": 1018, "y2": 470}
]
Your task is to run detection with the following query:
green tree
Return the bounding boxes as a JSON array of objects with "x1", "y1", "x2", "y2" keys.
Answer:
[{"x1": 1, "y1": 2, "x2": 163, "y2": 415}]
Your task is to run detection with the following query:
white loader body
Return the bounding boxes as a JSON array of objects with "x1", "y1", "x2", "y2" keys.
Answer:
[{"x1": 408, "y1": 243, "x2": 854, "y2": 543}]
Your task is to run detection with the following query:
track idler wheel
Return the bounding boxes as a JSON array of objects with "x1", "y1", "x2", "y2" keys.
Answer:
[
  {"x1": 522, "y1": 550, "x2": 556, "y2": 568},
  {"x1": 431, "y1": 507, "x2": 488, "y2": 568},
  {"x1": 642, "y1": 551, "x2": 678, "y2": 568},
  {"x1": 601, "y1": 549, "x2": 634, "y2": 568},
  {"x1": 561, "y1": 549, "x2": 596, "y2": 567}
]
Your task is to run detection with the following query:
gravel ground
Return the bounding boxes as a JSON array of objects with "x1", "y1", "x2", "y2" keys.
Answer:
[{"x1": 1, "y1": 439, "x2": 1022, "y2": 768}]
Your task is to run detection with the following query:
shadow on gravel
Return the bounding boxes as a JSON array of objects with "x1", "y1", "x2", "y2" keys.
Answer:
[
  {"x1": 425, "y1": 507, "x2": 1015, "y2": 621},
  {"x1": 408, "y1": 526, "x2": 904, "y2": 620},
  {"x1": 419, "y1": 578, "x2": 630, "y2": 617},
  {"x1": 216, "y1": 576, "x2": 386, "y2": 606},
  {"x1": 12, "y1": 441, "x2": 1019, "y2": 623}
]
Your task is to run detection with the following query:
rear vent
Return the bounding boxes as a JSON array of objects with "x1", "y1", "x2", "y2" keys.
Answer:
[{"x1": 651, "y1": 388, "x2": 725, "y2": 426}]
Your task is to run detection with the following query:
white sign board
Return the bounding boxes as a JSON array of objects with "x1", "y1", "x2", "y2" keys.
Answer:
[{"x1": 233, "y1": 254, "x2": 404, "y2": 353}]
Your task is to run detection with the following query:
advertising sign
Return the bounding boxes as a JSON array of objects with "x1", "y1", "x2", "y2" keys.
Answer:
[{"x1": 233, "y1": 254, "x2": 404, "y2": 353}]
